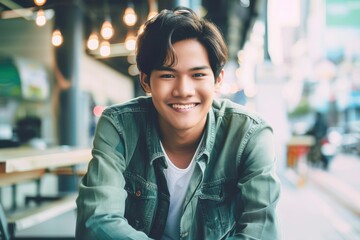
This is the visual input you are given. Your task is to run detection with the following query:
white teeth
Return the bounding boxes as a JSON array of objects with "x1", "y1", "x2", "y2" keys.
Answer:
[{"x1": 172, "y1": 104, "x2": 196, "y2": 109}]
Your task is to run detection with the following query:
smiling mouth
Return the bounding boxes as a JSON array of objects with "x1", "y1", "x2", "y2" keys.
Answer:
[{"x1": 170, "y1": 103, "x2": 197, "y2": 110}]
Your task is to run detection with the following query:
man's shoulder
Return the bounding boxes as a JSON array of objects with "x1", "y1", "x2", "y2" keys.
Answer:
[{"x1": 212, "y1": 98, "x2": 267, "y2": 126}]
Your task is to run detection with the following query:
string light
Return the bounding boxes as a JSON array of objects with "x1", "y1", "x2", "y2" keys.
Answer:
[
  {"x1": 123, "y1": 3, "x2": 137, "y2": 26},
  {"x1": 52, "y1": 29, "x2": 63, "y2": 47},
  {"x1": 87, "y1": 32, "x2": 99, "y2": 50},
  {"x1": 34, "y1": 0, "x2": 46, "y2": 6},
  {"x1": 35, "y1": 9, "x2": 46, "y2": 26},
  {"x1": 125, "y1": 31, "x2": 136, "y2": 51},
  {"x1": 54, "y1": 1, "x2": 165, "y2": 65},
  {"x1": 100, "y1": 41, "x2": 111, "y2": 57},
  {"x1": 100, "y1": 20, "x2": 114, "y2": 40}
]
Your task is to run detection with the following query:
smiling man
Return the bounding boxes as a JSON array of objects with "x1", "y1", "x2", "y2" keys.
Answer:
[{"x1": 76, "y1": 7, "x2": 281, "y2": 240}]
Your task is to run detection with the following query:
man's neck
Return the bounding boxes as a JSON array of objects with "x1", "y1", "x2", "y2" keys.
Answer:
[{"x1": 160, "y1": 129, "x2": 203, "y2": 169}]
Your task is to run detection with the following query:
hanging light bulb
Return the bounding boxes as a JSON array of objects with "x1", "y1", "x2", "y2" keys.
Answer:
[
  {"x1": 87, "y1": 32, "x2": 99, "y2": 50},
  {"x1": 35, "y1": 9, "x2": 46, "y2": 26},
  {"x1": 125, "y1": 31, "x2": 136, "y2": 51},
  {"x1": 100, "y1": 41, "x2": 111, "y2": 57},
  {"x1": 34, "y1": 0, "x2": 46, "y2": 6},
  {"x1": 100, "y1": 20, "x2": 114, "y2": 40},
  {"x1": 123, "y1": 3, "x2": 137, "y2": 26},
  {"x1": 52, "y1": 29, "x2": 63, "y2": 47}
]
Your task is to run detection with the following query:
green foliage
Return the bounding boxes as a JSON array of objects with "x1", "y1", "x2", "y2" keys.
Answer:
[{"x1": 288, "y1": 98, "x2": 312, "y2": 118}]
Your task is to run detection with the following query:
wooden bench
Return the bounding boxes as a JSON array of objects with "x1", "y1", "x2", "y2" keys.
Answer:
[
  {"x1": 0, "y1": 169, "x2": 46, "y2": 239},
  {"x1": 0, "y1": 170, "x2": 46, "y2": 210},
  {"x1": 0, "y1": 147, "x2": 91, "y2": 239},
  {"x1": 0, "y1": 169, "x2": 82, "y2": 239}
]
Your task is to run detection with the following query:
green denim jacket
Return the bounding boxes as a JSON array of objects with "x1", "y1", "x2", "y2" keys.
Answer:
[{"x1": 76, "y1": 96, "x2": 281, "y2": 240}]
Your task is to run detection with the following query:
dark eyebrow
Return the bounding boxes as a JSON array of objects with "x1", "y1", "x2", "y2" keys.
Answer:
[
  {"x1": 155, "y1": 66, "x2": 176, "y2": 72},
  {"x1": 190, "y1": 66, "x2": 211, "y2": 71},
  {"x1": 155, "y1": 66, "x2": 211, "y2": 71}
]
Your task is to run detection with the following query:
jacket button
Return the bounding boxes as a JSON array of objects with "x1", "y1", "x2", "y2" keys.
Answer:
[{"x1": 135, "y1": 190, "x2": 141, "y2": 197}]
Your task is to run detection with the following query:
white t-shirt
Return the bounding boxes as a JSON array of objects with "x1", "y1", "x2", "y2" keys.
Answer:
[{"x1": 160, "y1": 138, "x2": 203, "y2": 240}]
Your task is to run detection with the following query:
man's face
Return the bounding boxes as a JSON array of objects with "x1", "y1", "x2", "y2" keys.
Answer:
[{"x1": 141, "y1": 39, "x2": 223, "y2": 135}]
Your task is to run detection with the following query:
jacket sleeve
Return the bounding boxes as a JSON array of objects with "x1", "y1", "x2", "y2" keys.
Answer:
[
  {"x1": 231, "y1": 125, "x2": 281, "y2": 240},
  {"x1": 75, "y1": 114, "x2": 153, "y2": 240}
]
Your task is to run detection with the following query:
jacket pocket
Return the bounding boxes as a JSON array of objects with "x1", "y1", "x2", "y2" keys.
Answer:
[
  {"x1": 198, "y1": 179, "x2": 237, "y2": 237},
  {"x1": 124, "y1": 172, "x2": 157, "y2": 234}
]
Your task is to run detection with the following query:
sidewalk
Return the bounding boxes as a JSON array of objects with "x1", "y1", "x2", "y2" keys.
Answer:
[
  {"x1": 284, "y1": 152, "x2": 360, "y2": 217},
  {"x1": 309, "y1": 153, "x2": 360, "y2": 216},
  {"x1": 327, "y1": 153, "x2": 360, "y2": 193},
  {"x1": 279, "y1": 152, "x2": 360, "y2": 239},
  {"x1": 278, "y1": 178, "x2": 360, "y2": 240}
]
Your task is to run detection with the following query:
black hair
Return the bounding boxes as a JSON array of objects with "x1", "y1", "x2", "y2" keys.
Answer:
[{"x1": 136, "y1": 6, "x2": 228, "y2": 81}]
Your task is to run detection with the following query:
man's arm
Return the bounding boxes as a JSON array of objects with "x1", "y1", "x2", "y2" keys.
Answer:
[
  {"x1": 75, "y1": 114, "x2": 152, "y2": 240},
  {"x1": 231, "y1": 126, "x2": 281, "y2": 240}
]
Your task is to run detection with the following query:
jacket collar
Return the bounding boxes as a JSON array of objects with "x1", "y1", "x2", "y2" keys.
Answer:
[{"x1": 145, "y1": 98, "x2": 216, "y2": 166}]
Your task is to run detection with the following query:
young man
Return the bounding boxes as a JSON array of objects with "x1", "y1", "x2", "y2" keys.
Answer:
[{"x1": 76, "y1": 7, "x2": 281, "y2": 240}]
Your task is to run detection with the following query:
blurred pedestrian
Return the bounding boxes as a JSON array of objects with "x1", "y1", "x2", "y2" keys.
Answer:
[
  {"x1": 76, "y1": 6, "x2": 281, "y2": 240},
  {"x1": 307, "y1": 111, "x2": 330, "y2": 169}
]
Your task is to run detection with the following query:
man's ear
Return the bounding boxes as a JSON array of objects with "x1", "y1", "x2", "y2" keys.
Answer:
[
  {"x1": 215, "y1": 69, "x2": 224, "y2": 92},
  {"x1": 139, "y1": 72, "x2": 151, "y2": 93}
]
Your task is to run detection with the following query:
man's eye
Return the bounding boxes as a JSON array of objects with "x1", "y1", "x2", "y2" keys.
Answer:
[
  {"x1": 160, "y1": 74, "x2": 174, "y2": 78},
  {"x1": 193, "y1": 73, "x2": 205, "y2": 78}
]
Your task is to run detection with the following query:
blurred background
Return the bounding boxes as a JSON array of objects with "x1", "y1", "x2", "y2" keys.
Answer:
[{"x1": 0, "y1": 0, "x2": 360, "y2": 239}]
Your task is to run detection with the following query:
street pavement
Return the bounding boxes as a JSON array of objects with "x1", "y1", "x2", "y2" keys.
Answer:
[
  {"x1": 278, "y1": 152, "x2": 360, "y2": 240},
  {"x1": 327, "y1": 153, "x2": 360, "y2": 194}
]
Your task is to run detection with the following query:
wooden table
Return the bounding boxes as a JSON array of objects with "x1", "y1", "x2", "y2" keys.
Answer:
[
  {"x1": 0, "y1": 146, "x2": 92, "y2": 187},
  {"x1": 0, "y1": 146, "x2": 92, "y2": 174},
  {"x1": 0, "y1": 145, "x2": 92, "y2": 205}
]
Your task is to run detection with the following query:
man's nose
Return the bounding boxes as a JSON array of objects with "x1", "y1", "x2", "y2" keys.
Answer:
[{"x1": 172, "y1": 76, "x2": 195, "y2": 97}]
